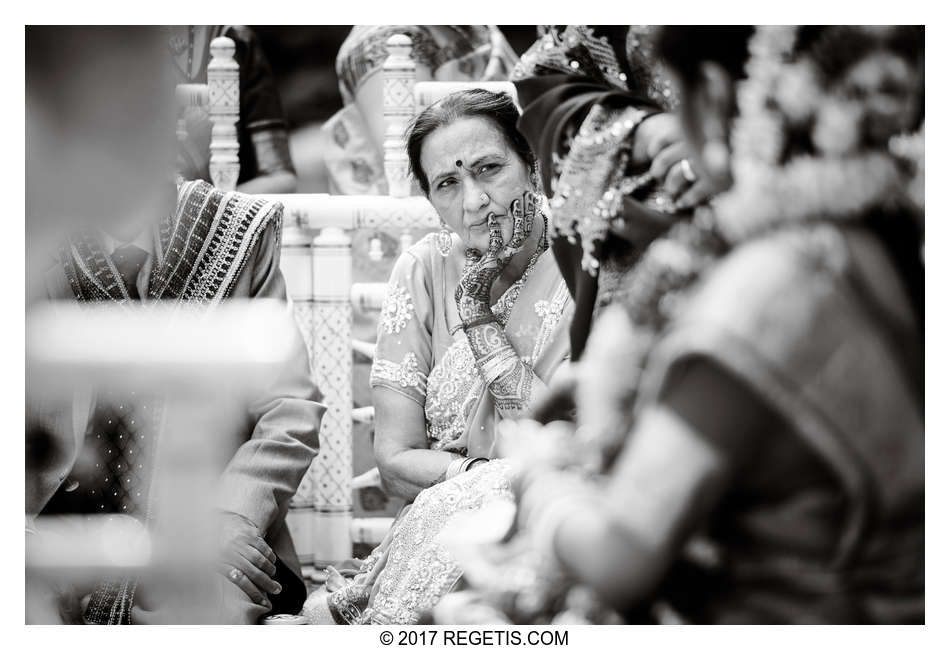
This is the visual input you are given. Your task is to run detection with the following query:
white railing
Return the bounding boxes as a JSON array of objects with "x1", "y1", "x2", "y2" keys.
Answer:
[
  {"x1": 203, "y1": 33, "x2": 511, "y2": 573},
  {"x1": 275, "y1": 196, "x2": 437, "y2": 571}
]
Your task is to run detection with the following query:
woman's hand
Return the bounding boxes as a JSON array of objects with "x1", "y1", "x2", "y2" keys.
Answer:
[
  {"x1": 455, "y1": 192, "x2": 538, "y2": 327},
  {"x1": 633, "y1": 113, "x2": 716, "y2": 211}
]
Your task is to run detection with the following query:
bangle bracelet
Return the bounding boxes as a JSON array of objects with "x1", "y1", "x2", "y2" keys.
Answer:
[
  {"x1": 462, "y1": 457, "x2": 489, "y2": 472},
  {"x1": 444, "y1": 455, "x2": 468, "y2": 481},
  {"x1": 462, "y1": 314, "x2": 498, "y2": 331}
]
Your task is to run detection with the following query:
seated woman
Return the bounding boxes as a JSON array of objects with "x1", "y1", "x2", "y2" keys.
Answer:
[
  {"x1": 438, "y1": 25, "x2": 924, "y2": 624},
  {"x1": 171, "y1": 25, "x2": 297, "y2": 194},
  {"x1": 303, "y1": 89, "x2": 573, "y2": 625}
]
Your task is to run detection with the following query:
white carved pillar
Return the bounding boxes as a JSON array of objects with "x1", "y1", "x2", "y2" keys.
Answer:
[
  {"x1": 281, "y1": 225, "x2": 355, "y2": 571},
  {"x1": 383, "y1": 34, "x2": 416, "y2": 198},
  {"x1": 280, "y1": 224, "x2": 318, "y2": 568},
  {"x1": 308, "y1": 227, "x2": 354, "y2": 567},
  {"x1": 207, "y1": 36, "x2": 240, "y2": 191}
]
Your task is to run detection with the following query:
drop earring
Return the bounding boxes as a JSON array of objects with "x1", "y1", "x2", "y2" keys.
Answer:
[
  {"x1": 530, "y1": 162, "x2": 543, "y2": 194},
  {"x1": 436, "y1": 220, "x2": 453, "y2": 257}
]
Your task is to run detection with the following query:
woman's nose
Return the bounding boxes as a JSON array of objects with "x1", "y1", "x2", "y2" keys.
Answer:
[{"x1": 460, "y1": 179, "x2": 486, "y2": 215}]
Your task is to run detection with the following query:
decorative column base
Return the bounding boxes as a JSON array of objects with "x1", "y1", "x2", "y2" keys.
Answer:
[{"x1": 311, "y1": 509, "x2": 353, "y2": 569}]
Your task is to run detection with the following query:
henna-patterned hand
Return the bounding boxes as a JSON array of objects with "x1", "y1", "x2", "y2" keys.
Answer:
[{"x1": 455, "y1": 192, "x2": 538, "y2": 328}]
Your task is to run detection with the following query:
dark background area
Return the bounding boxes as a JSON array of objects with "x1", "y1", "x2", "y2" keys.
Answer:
[{"x1": 253, "y1": 26, "x2": 539, "y2": 128}]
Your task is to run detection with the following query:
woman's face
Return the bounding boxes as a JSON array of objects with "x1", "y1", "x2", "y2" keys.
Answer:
[{"x1": 420, "y1": 116, "x2": 533, "y2": 253}]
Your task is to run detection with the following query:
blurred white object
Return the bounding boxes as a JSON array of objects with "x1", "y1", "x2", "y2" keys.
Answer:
[
  {"x1": 26, "y1": 299, "x2": 299, "y2": 397},
  {"x1": 28, "y1": 515, "x2": 151, "y2": 572},
  {"x1": 351, "y1": 406, "x2": 375, "y2": 424}
]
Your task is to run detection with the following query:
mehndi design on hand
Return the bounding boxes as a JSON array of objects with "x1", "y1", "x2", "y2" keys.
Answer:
[
  {"x1": 454, "y1": 191, "x2": 539, "y2": 330},
  {"x1": 453, "y1": 191, "x2": 544, "y2": 415}
]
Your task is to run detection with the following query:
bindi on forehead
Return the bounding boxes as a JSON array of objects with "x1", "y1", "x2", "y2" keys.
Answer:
[{"x1": 421, "y1": 117, "x2": 510, "y2": 185}]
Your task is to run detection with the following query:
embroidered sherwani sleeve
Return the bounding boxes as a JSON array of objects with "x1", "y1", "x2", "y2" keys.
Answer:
[
  {"x1": 370, "y1": 250, "x2": 433, "y2": 407},
  {"x1": 216, "y1": 222, "x2": 326, "y2": 532}
]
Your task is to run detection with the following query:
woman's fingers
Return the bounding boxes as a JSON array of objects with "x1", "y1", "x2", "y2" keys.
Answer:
[
  {"x1": 674, "y1": 177, "x2": 717, "y2": 211},
  {"x1": 649, "y1": 141, "x2": 690, "y2": 182},
  {"x1": 663, "y1": 158, "x2": 697, "y2": 200},
  {"x1": 485, "y1": 214, "x2": 505, "y2": 258},
  {"x1": 504, "y1": 197, "x2": 527, "y2": 253}
]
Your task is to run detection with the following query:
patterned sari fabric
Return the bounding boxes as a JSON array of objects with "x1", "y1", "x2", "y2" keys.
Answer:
[
  {"x1": 318, "y1": 232, "x2": 572, "y2": 624},
  {"x1": 59, "y1": 180, "x2": 283, "y2": 624}
]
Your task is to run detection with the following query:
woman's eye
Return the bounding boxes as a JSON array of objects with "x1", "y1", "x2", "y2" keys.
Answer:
[
  {"x1": 437, "y1": 178, "x2": 456, "y2": 190},
  {"x1": 478, "y1": 164, "x2": 499, "y2": 175}
]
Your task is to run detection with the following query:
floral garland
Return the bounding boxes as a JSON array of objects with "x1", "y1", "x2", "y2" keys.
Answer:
[
  {"x1": 583, "y1": 24, "x2": 925, "y2": 455},
  {"x1": 714, "y1": 25, "x2": 922, "y2": 244}
]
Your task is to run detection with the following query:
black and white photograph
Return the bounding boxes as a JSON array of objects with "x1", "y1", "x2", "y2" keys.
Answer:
[{"x1": 15, "y1": 9, "x2": 939, "y2": 643}]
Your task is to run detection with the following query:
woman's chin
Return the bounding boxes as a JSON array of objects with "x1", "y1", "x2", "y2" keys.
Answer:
[{"x1": 464, "y1": 222, "x2": 513, "y2": 253}]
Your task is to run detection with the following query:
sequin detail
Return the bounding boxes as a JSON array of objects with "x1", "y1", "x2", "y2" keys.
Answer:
[
  {"x1": 424, "y1": 337, "x2": 481, "y2": 449},
  {"x1": 371, "y1": 352, "x2": 427, "y2": 397},
  {"x1": 380, "y1": 282, "x2": 414, "y2": 334}
]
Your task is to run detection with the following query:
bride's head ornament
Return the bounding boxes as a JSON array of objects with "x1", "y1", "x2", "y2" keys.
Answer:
[{"x1": 712, "y1": 25, "x2": 924, "y2": 242}]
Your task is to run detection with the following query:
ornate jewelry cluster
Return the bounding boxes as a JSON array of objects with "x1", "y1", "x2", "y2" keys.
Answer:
[{"x1": 548, "y1": 104, "x2": 651, "y2": 275}]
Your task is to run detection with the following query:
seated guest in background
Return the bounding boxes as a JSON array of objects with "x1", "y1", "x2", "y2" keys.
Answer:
[
  {"x1": 28, "y1": 26, "x2": 324, "y2": 624},
  {"x1": 323, "y1": 25, "x2": 518, "y2": 196},
  {"x1": 304, "y1": 89, "x2": 574, "y2": 624},
  {"x1": 439, "y1": 25, "x2": 924, "y2": 624},
  {"x1": 173, "y1": 25, "x2": 297, "y2": 194}
]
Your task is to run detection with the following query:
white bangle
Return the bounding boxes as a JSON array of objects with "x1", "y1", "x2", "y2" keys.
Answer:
[{"x1": 444, "y1": 455, "x2": 468, "y2": 481}]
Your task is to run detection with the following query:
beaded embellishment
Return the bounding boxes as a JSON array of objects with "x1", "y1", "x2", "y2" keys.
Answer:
[
  {"x1": 380, "y1": 282, "x2": 414, "y2": 334},
  {"x1": 548, "y1": 104, "x2": 650, "y2": 276},
  {"x1": 371, "y1": 352, "x2": 427, "y2": 395}
]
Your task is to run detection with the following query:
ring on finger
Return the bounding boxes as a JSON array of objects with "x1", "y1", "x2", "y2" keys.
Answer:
[
  {"x1": 229, "y1": 568, "x2": 243, "y2": 583},
  {"x1": 679, "y1": 159, "x2": 697, "y2": 183}
]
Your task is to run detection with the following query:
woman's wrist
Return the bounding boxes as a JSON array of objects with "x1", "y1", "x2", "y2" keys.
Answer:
[
  {"x1": 463, "y1": 318, "x2": 521, "y2": 385},
  {"x1": 461, "y1": 313, "x2": 498, "y2": 331},
  {"x1": 445, "y1": 455, "x2": 490, "y2": 481}
]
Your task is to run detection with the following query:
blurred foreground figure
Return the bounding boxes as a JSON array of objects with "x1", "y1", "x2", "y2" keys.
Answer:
[
  {"x1": 437, "y1": 25, "x2": 924, "y2": 624},
  {"x1": 26, "y1": 27, "x2": 325, "y2": 623}
]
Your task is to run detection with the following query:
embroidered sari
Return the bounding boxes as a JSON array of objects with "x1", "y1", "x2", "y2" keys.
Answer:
[{"x1": 320, "y1": 231, "x2": 572, "y2": 624}]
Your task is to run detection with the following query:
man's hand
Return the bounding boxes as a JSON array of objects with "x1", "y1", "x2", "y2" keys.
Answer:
[{"x1": 218, "y1": 512, "x2": 282, "y2": 608}]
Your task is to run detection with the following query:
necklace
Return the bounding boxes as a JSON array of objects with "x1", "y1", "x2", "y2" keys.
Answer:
[{"x1": 491, "y1": 215, "x2": 550, "y2": 326}]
